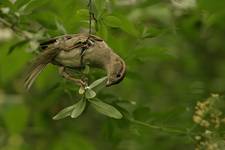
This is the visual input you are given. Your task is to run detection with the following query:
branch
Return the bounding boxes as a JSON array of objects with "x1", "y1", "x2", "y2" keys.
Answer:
[
  {"x1": 87, "y1": 0, "x2": 97, "y2": 35},
  {"x1": 130, "y1": 119, "x2": 196, "y2": 137},
  {"x1": 88, "y1": 0, "x2": 92, "y2": 34},
  {"x1": 0, "y1": 17, "x2": 30, "y2": 40}
]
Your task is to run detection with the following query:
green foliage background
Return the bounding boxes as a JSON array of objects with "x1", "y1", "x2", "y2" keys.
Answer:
[{"x1": 0, "y1": 0, "x2": 225, "y2": 150}]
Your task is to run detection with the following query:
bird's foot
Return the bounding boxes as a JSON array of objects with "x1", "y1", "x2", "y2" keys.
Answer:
[
  {"x1": 59, "y1": 66, "x2": 88, "y2": 88},
  {"x1": 79, "y1": 79, "x2": 88, "y2": 88}
]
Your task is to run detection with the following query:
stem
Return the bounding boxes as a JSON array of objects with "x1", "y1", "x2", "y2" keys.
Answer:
[
  {"x1": 87, "y1": 0, "x2": 97, "y2": 35},
  {"x1": 88, "y1": 0, "x2": 92, "y2": 34},
  {"x1": 0, "y1": 17, "x2": 30, "y2": 39},
  {"x1": 130, "y1": 119, "x2": 195, "y2": 136}
]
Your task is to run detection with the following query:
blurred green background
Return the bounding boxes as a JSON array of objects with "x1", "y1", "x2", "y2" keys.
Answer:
[{"x1": 0, "y1": 0, "x2": 225, "y2": 150}]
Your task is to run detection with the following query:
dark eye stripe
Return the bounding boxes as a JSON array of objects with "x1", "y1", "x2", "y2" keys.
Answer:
[{"x1": 66, "y1": 36, "x2": 72, "y2": 39}]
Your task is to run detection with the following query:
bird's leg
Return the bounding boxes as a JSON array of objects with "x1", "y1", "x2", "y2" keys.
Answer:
[{"x1": 58, "y1": 66, "x2": 87, "y2": 87}]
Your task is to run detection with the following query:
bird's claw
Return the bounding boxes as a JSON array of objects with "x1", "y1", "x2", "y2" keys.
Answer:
[{"x1": 79, "y1": 80, "x2": 88, "y2": 88}]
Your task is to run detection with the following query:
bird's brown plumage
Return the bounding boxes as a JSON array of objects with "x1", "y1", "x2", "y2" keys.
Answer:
[{"x1": 24, "y1": 33, "x2": 126, "y2": 90}]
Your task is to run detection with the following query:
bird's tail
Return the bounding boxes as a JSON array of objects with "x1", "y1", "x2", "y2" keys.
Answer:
[
  {"x1": 24, "y1": 63, "x2": 47, "y2": 90},
  {"x1": 24, "y1": 47, "x2": 60, "y2": 90}
]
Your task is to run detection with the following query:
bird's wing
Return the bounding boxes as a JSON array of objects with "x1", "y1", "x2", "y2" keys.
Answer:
[
  {"x1": 39, "y1": 34, "x2": 74, "y2": 50},
  {"x1": 88, "y1": 34, "x2": 103, "y2": 41},
  {"x1": 39, "y1": 34, "x2": 103, "y2": 51}
]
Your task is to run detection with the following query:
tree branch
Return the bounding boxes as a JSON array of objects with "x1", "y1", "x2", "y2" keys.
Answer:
[{"x1": 130, "y1": 119, "x2": 196, "y2": 137}]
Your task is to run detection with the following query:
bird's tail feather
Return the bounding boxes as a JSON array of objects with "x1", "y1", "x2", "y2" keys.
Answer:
[{"x1": 24, "y1": 63, "x2": 47, "y2": 90}]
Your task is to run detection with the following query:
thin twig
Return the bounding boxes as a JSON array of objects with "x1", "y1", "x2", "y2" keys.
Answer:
[
  {"x1": 87, "y1": 0, "x2": 97, "y2": 35},
  {"x1": 0, "y1": 17, "x2": 29, "y2": 39},
  {"x1": 88, "y1": 0, "x2": 92, "y2": 35},
  {"x1": 130, "y1": 119, "x2": 196, "y2": 136}
]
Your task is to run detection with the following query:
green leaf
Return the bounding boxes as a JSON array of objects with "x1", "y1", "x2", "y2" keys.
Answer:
[
  {"x1": 8, "y1": 40, "x2": 28, "y2": 55},
  {"x1": 89, "y1": 98, "x2": 123, "y2": 119},
  {"x1": 104, "y1": 15, "x2": 139, "y2": 37},
  {"x1": 141, "y1": 26, "x2": 162, "y2": 39},
  {"x1": 18, "y1": 0, "x2": 35, "y2": 14},
  {"x1": 76, "y1": 9, "x2": 89, "y2": 19},
  {"x1": 71, "y1": 99, "x2": 86, "y2": 118},
  {"x1": 97, "y1": 21, "x2": 108, "y2": 40},
  {"x1": 119, "y1": 16, "x2": 139, "y2": 37},
  {"x1": 89, "y1": 76, "x2": 107, "y2": 89},
  {"x1": 85, "y1": 88, "x2": 96, "y2": 99},
  {"x1": 104, "y1": 16, "x2": 122, "y2": 28},
  {"x1": 82, "y1": 65, "x2": 90, "y2": 74},
  {"x1": 95, "y1": 0, "x2": 106, "y2": 17},
  {"x1": 79, "y1": 87, "x2": 85, "y2": 95},
  {"x1": 55, "y1": 18, "x2": 67, "y2": 34},
  {"x1": 53, "y1": 105, "x2": 75, "y2": 120}
]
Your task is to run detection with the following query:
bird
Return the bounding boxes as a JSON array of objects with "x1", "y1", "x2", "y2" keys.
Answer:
[{"x1": 24, "y1": 33, "x2": 126, "y2": 90}]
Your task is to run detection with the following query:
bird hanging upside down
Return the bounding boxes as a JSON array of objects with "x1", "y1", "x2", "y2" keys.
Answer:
[{"x1": 24, "y1": 33, "x2": 126, "y2": 90}]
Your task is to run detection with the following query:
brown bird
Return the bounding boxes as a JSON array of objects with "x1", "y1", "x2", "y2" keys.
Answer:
[{"x1": 24, "y1": 33, "x2": 126, "y2": 90}]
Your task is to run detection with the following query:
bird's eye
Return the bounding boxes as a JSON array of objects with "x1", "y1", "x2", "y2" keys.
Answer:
[{"x1": 116, "y1": 74, "x2": 121, "y2": 78}]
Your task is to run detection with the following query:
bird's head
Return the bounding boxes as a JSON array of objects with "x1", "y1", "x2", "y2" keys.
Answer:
[{"x1": 106, "y1": 55, "x2": 126, "y2": 87}]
